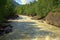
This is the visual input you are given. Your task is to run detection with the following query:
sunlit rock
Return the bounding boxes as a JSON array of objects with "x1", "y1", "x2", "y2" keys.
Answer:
[{"x1": 46, "y1": 9, "x2": 60, "y2": 27}]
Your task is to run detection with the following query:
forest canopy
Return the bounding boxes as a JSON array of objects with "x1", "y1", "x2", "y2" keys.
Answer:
[
  {"x1": 16, "y1": 0, "x2": 60, "y2": 17},
  {"x1": 0, "y1": 0, "x2": 60, "y2": 22}
]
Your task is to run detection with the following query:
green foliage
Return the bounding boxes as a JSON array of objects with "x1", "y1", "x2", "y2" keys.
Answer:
[
  {"x1": 0, "y1": 0, "x2": 60, "y2": 23},
  {"x1": 0, "y1": 0, "x2": 16, "y2": 22},
  {"x1": 15, "y1": 0, "x2": 60, "y2": 18}
]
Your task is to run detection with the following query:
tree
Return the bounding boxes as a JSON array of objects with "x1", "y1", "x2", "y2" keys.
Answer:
[{"x1": 0, "y1": 0, "x2": 16, "y2": 22}]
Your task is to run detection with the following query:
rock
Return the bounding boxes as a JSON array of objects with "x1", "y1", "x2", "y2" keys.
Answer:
[
  {"x1": 31, "y1": 16, "x2": 45, "y2": 20},
  {"x1": 10, "y1": 15, "x2": 19, "y2": 19},
  {"x1": 5, "y1": 15, "x2": 19, "y2": 20},
  {"x1": 5, "y1": 26, "x2": 12, "y2": 33},
  {"x1": 0, "y1": 23, "x2": 13, "y2": 34},
  {"x1": 31, "y1": 16, "x2": 38, "y2": 20},
  {"x1": 46, "y1": 10, "x2": 60, "y2": 27},
  {"x1": 31, "y1": 16, "x2": 41, "y2": 20}
]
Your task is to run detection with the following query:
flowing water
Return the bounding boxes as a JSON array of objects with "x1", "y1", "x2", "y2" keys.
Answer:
[{"x1": 0, "y1": 15, "x2": 60, "y2": 40}]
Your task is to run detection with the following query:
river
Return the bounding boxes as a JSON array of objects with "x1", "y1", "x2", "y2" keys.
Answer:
[{"x1": 0, "y1": 15, "x2": 60, "y2": 40}]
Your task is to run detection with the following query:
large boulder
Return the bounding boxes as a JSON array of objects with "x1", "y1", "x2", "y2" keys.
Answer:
[{"x1": 46, "y1": 10, "x2": 60, "y2": 27}]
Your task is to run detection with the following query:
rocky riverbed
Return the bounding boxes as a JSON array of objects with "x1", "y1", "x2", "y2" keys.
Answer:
[{"x1": 0, "y1": 15, "x2": 60, "y2": 40}]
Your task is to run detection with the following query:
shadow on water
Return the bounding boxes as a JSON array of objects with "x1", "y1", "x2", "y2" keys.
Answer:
[{"x1": 0, "y1": 22, "x2": 55, "y2": 40}]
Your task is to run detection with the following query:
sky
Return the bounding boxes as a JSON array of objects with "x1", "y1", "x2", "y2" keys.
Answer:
[{"x1": 14, "y1": 0, "x2": 35, "y2": 5}]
